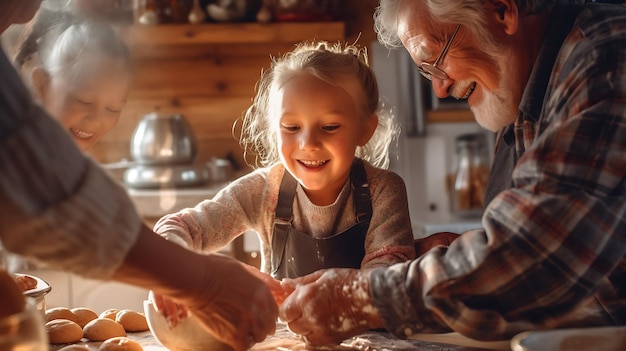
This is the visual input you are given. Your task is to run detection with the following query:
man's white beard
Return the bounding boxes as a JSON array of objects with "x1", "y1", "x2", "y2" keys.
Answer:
[{"x1": 471, "y1": 50, "x2": 519, "y2": 132}]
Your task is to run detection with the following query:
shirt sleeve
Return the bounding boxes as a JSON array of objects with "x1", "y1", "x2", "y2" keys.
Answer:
[
  {"x1": 0, "y1": 48, "x2": 142, "y2": 279},
  {"x1": 369, "y1": 7, "x2": 626, "y2": 340}
]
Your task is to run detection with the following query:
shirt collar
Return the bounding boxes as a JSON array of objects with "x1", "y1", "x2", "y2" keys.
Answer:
[{"x1": 518, "y1": 1, "x2": 580, "y2": 123}]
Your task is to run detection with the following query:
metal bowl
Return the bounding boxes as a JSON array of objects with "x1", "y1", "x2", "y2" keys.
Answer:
[{"x1": 20, "y1": 274, "x2": 51, "y2": 316}]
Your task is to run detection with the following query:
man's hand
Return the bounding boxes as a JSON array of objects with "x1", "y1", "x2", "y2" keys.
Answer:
[{"x1": 279, "y1": 268, "x2": 383, "y2": 346}]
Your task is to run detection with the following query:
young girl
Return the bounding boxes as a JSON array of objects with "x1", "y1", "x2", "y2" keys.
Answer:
[
  {"x1": 10, "y1": 8, "x2": 131, "y2": 151},
  {"x1": 152, "y1": 41, "x2": 416, "y2": 322}
]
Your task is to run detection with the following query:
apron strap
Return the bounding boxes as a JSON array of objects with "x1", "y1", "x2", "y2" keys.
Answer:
[
  {"x1": 350, "y1": 158, "x2": 372, "y2": 224},
  {"x1": 270, "y1": 169, "x2": 297, "y2": 277},
  {"x1": 275, "y1": 169, "x2": 298, "y2": 222}
]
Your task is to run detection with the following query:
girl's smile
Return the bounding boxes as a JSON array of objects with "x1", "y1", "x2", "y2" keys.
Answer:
[{"x1": 276, "y1": 73, "x2": 368, "y2": 206}]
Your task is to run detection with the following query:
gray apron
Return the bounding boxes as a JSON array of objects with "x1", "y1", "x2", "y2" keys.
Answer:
[{"x1": 270, "y1": 159, "x2": 372, "y2": 280}]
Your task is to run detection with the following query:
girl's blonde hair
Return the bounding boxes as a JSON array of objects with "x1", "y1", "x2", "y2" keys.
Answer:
[{"x1": 238, "y1": 41, "x2": 399, "y2": 169}]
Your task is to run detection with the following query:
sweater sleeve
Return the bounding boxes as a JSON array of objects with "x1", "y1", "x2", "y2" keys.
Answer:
[
  {"x1": 361, "y1": 166, "x2": 416, "y2": 268},
  {"x1": 153, "y1": 167, "x2": 279, "y2": 257},
  {"x1": 0, "y1": 49, "x2": 141, "y2": 279}
]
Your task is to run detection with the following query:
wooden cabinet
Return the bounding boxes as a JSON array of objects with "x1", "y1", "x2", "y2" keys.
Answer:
[{"x1": 121, "y1": 22, "x2": 345, "y2": 45}]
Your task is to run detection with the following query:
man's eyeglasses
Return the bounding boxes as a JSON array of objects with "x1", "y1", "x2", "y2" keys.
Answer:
[{"x1": 417, "y1": 24, "x2": 461, "y2": 81}]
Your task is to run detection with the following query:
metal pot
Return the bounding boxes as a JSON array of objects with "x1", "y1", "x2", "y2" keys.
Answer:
[{"x1": 130, "y1": 113, "x2": 197, "y2": 165}]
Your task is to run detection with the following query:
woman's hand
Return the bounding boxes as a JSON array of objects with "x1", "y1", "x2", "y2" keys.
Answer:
[
  {"x1": 113, "y1": 227, "x2": 279, "y2": 351},
  {"x1": 148, "y1": 291, "x2": 188, "y2": 328},
  {"x1": 279, "y1": 268, "x2": 383, "y2": 346},
  {"x1": 176, "y1": 253, "x2": 279, "y2": 351},
  {"x1": 241, "y1": 264, "x2": 290, "y2": 306}
]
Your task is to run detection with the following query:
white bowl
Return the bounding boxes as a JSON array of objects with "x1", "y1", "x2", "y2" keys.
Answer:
[{"x1": 143, "y1": 300, "x2": 233, "y2": 351}]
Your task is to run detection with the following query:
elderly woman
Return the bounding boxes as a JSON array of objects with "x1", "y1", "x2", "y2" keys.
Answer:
[
  {"x1": 279, "y1": 0, "x2": 626, "y2": 346},
  {"x1": 0, "y1": 2, "x2": 278, "y2": 350}
]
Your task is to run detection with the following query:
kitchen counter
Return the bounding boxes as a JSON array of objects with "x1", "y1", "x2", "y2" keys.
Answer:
[
  {"x1": 49, "y1": 322, "x2": 508, "y2": 351},
  {"x1": 126, "y1": 180, "x2": 231, "y2": 218}
]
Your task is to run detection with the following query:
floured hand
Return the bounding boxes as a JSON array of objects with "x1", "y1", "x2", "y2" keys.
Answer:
[
  {"x1": 279, "y1": 268, "x2": 384, "y2": 346},
  {"x1": 149, "y1": 290, "x2": 188, "y2": 328},
  {"x1": 166, "y1": 253, "x2": 279, "y2": 351}
]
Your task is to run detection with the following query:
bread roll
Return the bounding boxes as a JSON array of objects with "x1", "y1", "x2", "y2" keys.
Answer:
[
  {"x1": 71, "y1": 307, "x2": 98, "y2": 328},
  {"x1": 99, "y1": 336, "x2": 143, "y2": 351},
  {"x1": 46, "y1": 307, "x2": 78, "y2": 323},
  {"x1": 99, "y1": 308, "x2": 120, "y2": 320},
  {"x1": 83, "y1": 318, "x2": 126, "y2": 341},
  {"x1": 116, "y1": 309, "x2": 149, "y2": 332},
  {"x1": 46, "y1": 319, "x2": 84, "y2": 344}
]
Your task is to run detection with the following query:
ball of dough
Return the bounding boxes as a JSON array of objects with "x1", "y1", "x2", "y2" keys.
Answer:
[
  {"x1": 46, "y1": 307, "x2": 78, "y2": 323},
  {"x1": 116, "y1": 309, "x2": 149, "y2": 332},
  {"x1": 46, "y1": 319, "x2": 84, "y2": 344},
  {"x1": 12, "y1": 273, "x2": 38, "y2": 291},
  {"x1": 71, "y1": 307, "x2": 98, "y2": 328},
  {"x1": 0, "y1": 270, "x2": 25, "y2": 318},
  {"x1": 57, "y1": 345, "x2": 91, "y2": 351},
  {"x1": 99, "y1": 308, "x2": 120, "y2": 320},
  {"x1": 99, "y1": 336, "x2": 143, "y2": 351},
  {"x1": 83, "y1": 318, "x2": 126, "y2": 341}
]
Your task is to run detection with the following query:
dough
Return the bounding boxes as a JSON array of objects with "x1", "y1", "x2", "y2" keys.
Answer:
[
  {"x1": 99, "y1": 336, "x2": 143, "y2": 351},
  {"x1": 71, "y1": 307, "x2": 98, "y2": 328},
  {"x1": 46, "y1": 319, "x2": 84, "y2": 344},
  {"x1": 46, "y1": 307, "x2": 78, "y2": 323},
  {"x1": 99, "y1": 308, "x2": 120, "y2": 320},
  {"x1": 116, "y1": 309, "x2": 149, "y2": 332},
  {"x1": 12, "y1": 273, "x2": 38, "y2": 291},
  {"x1": 57, "y1": 345, "x2": 91, "y2": 351},
  {"x1": 83, "y1": 318, "x2": 127, "y2": 341}
]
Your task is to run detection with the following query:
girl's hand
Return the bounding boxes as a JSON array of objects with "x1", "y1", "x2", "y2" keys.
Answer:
[
  {"x1": 148, "y1": 290, "x2": 188, "y2": 328},
  {"x1": 279, "y1": 268, "x2": 383, "y2": 346}
]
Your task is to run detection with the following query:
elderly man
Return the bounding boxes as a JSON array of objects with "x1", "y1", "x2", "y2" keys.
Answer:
[
  {"x1": 0, "y1": 2, "x2": 278, "y2": 350},
  {"x1": 279, "y1": 0, "x2": 626, "y2": 346}
]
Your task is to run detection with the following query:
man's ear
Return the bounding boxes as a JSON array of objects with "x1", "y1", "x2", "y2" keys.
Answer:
[
  {"x1": 30, "y1": 66, "x2": 50, "y2": 102},
  {"x1": 486, "y1": 0, "x2": 519, "y2": 35},
  {"x1": 358, "y1": 114, "x2": 379, "y2": 146}
]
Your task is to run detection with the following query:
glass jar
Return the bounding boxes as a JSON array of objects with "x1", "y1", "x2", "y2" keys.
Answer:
[{"x1": 449, "y1": 133, "x2": 490, "y2": 217}]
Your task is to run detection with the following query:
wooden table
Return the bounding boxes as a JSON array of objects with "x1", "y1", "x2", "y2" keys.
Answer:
[{"x1": 50, "y1": 322, "x2": 509, "y2": 351}]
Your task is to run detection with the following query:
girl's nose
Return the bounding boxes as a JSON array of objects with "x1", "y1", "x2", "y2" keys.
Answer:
[
  {"x1": 430, "y1": 77, "x2": 454, "y2": 99},
  {"x1": 299, "y1": 129, "x2": 321, "y2": 150}
]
